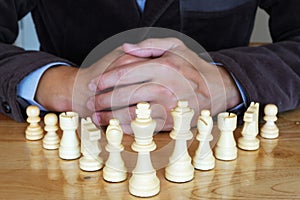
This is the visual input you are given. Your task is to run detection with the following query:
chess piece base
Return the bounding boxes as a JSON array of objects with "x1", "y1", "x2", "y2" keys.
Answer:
[
  {"x1": 59, "y1": 146, "x2": 81, "y2": 160},
  {"x1": 43, "y1": 135, "x2": 60, "y2": 150},
  {"x1": 238, "y1": 137, "x2": 260, "y2": 150},
  {"x1": 129, "y1": 172, "x2": 160, "y2": 197},
  {"x1": 193, "y1": 152, "x2": 215, "y2": 170},
  {"x1": 25, "y1": 127, "x2": 43, "y2": 141},
  {"x1": 79, "y1": 157, "x2": 103, "y2": 171},
  {"x1": 103, "y1": 166, "x2": 127, "y2": 183},
  {"x1": 165, "y1": 164, "x2": 194, "y2": 183},
  {"x1": 43, "y1": 143, "x2": 59, "y2": 150},
  {"x1": 215, "y1": 146, "x2": 237, "y2": 161},
  {"x1": 260, "y1": 127, "x2": 279, "y2": 139}
]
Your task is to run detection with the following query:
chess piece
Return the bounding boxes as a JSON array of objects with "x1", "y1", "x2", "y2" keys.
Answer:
[
  {"x1": 103, "y1": 119, "x2": 127, "y2": 182},
  {"x1": 193, "y1": 110, "x2": 215, "y2": 170},
  {"x1": 165, "y1": 100, "x2": 195, "y2": 182},
  {"x1": 25, "y1": 105, "x2": 43, "y2": 140},
  {"x1": 43, "y1": 113, "x2": 60, "y2": 150},
  {"x1": 129, "y1": 102, "x2": 160, "y2": 197},
  {"x1": 79, "y1": 117, "x2": 103, "y2": 171},
  {"x1": 59, "y1": 112, "x2": 81, "y2": 160},
  {"x1": 260, "y1": 104, "x2": 279, "y2": 139},
  {"x1": 215, "y1": 112, "x2": 237, "y2": 161},
  {"x1": 238, "y1": 102, "x2": 260, "y2": 150}
]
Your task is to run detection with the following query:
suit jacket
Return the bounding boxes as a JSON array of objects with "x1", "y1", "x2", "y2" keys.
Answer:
[{"x1": 0, "y1": 0, "x2": 300, "y2": 121}]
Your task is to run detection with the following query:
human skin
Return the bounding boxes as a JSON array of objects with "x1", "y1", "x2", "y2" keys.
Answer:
[{"x1": 36, "y1": 38, "x2": 241, "y2": 134}]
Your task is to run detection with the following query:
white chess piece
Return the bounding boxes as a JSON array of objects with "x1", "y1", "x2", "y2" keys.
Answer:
[
  {"x1": 129, "y1": 102, "x2": 160, "y2": 197},
  {"x1": 215, "y1": 112, "x2": 238, "y2": 161},
  {"x1": 260, "y1": 104, "x2": 279, "y2": 139},
  {"x1": 25, "y1": 105, "x2": 43, "y2": 140},
  {"x1": 193, "y1": 110, "x2": 215, "y2": 170},
  {"x1": 43, "y1": 113, "x2": 60, "y2": 150},
  {"x1": 59, "y1": 112, "x2": 81, "y2": 160},
  {"x1": 238, "y1": 102, "x2": 260, "y2": 150},
  {"x1": 165, "y1": 100, "x2": 195, "y2": 182},
  {"x1": 79, "y1": 117, "x2": 103, "y2": 171},
  {"x1": 103, "y1": 118, "x2": 127, "y2": 182}
]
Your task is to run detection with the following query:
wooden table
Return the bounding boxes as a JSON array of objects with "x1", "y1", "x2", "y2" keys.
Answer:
[{"x1": 0, "y1": 109, "x2": 300, "y2": 200}]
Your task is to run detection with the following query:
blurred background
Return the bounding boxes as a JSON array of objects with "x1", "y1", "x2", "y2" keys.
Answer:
[{"x1": 14, "y1": 8, "x2": 272, "y2": 50}]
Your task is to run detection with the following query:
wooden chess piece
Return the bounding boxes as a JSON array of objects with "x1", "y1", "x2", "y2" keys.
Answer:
[
  {"x1": 193, "y1": 110, "x2": 215, "y2": 170},
  {"x1": 43, "y1": 113, "x2": 60, "y2": 150},
  {"x1": 129, "y1": 102, "x2": 160, "y2": 197},
  {"x1": 103, "y1": 119, "x2": 127, "y2": 182},
  {"x1": 165, "y1": 100, "x2": 195, "y2": 182},
  {"x1": 260, "y1": 104, "x2": 279, "y2": 139},
  {"x1": 79, "y1": 117, "x2": 103, "y2": 171},
  {"x1": 215, "y1": 112, "x2": 237, "y2": 161},
  {"x1": 25, "y1": 105, "x2": 43, "y2": 140},
  {"x1": 238, "y1": 102, "x2": 260, "y2": 150},
  {"x1": 59, "y1": 112, "x2": 81, "y2": 160}
]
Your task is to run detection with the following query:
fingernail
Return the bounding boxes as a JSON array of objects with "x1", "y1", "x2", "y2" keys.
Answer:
[
  {"x1": 92, "y1": 112, "x2": 101, "y2": 126},
  {"x1": 122, "y1": 43, "x2": 138, "y2": 52},
  {"x1": 88, "y1": 79, "x2": 97, "y2": 92},
  {"x1": 86, "y1": 98, "x2": 95, "y2": 111}
]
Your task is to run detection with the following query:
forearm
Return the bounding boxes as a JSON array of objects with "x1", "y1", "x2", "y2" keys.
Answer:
[{"x1": 0, "y1": 43, "x2": 75, "y2": 121}]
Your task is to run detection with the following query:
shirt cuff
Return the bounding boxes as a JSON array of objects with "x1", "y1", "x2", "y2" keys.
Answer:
[
  {"x1": 17, "y1": 62, "x2": 70, "y2": 111},
  {"x1": 228, "y1": 72, "x2": 247, "y2": 108}
]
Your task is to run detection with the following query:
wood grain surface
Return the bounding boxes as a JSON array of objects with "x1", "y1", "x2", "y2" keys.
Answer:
[{"x1": 0, "y1": 108, "x2": 299, "y2": 199}]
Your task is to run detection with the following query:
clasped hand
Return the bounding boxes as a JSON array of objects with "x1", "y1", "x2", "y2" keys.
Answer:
[
  {"x1": 35, "y1": 38, "x2": 240, "y2": 133},
  {"x1": 78, "y1": 38, "x2": 240, "y2": 133}
]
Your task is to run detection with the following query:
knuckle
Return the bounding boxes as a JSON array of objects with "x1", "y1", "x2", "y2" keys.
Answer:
[
  {"x1": 158, "y1": 56, "x2": 180, "y2": 71},
  {"x1": 97, "y1": 78, "x2": 106, "y2": 90},
  {"x1": 168, "y1": 37, "x2": 184, "y2": 45},
  {"x1": 140, "y1": 38, "x2": 154, "y2": 47},
  {"x1": 115, "y1": 67, "x2": 129, "y2": 81},
  {"x1": 157, "y1": 85, "x2": 173, "y2": 97}
]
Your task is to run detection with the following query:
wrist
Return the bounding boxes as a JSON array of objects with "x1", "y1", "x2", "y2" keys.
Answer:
[
  {"x1": 218, "y1": 67, "x2": 242, "y2": 109},
  {"x1": 35, "y1": 66, "x2": 78, "y2": 111}
]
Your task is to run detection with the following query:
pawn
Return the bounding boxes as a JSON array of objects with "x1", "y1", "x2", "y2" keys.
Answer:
[
  {"x1": 43, "y1": 113, "x2": 60, "y2": 150},
  {"x1": 215, "y1": 112, "x2": 237, "y2": 161},
  {"x1": 193, "y1": 110, "x2": 215, "y2": 170},
  {"x1": 25, "y1": 105, "x2": 43, "y2": 140},
  {"x1": 260, "y1": 104, "x2": 279, "y2": 139},
  {"x1": 103, "y1": 119, "x2": 127, "y2": 182}
]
